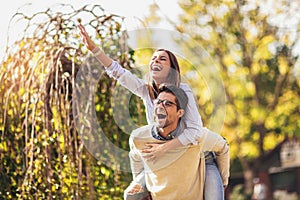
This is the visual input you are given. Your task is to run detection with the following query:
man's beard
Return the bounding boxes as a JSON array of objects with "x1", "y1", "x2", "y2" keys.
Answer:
[
  {"x1": 154, "y1": 107, "x2": 168, "y2": 128},
  {"x1": 154, "y1": 116, "x2": 169, "y2": 128}
]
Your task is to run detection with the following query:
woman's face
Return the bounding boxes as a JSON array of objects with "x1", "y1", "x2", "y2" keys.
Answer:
[{"x1": 149, "y1": 51, "x2": 171, "y2": 84}]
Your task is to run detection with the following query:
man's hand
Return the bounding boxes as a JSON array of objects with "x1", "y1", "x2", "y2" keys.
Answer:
[{"x1": 127, "y1": 183, "x2": 144, "y2": 194}]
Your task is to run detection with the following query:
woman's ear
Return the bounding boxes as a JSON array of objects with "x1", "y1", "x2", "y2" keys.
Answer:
[{"x1": 177, "y1": 109, "x2": 185, "y2": 118}]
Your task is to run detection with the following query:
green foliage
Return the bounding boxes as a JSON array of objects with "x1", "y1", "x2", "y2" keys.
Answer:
[
  {"x1": 177, "y1": 0, "x2": 300, "y2": 158},
  {"x1": 176, "y1": 0, "x2": 300, "y2": 194},
  {"x1": 229, "y1": 184, "x2": 251, "y2": 200},
  {"x1": 0, "y1": 4, "x2": 145, "y2": 199}
]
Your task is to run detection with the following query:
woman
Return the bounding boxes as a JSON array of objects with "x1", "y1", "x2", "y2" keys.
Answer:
[{"x1": 77, "y1": 24, "x2": 228, "y2": 199}]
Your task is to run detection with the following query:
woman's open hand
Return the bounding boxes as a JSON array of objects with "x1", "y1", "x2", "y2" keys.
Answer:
[
  {"x1": 142, "y1": 138, "x2": 183, "y2": 163},
  {"x1": 142, "y1": 142, "x2": 167, "y2": 163},
  {"x1": 77, "y1": 24, "x2": 97, "y2": 51}
]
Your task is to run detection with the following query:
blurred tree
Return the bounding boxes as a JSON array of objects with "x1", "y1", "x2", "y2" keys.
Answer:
[
  {"x1": 0, "y1": 4, "x2": 145, "y2": 199},
  {"x1": 174, "y1": 0, "x2": 300, "y2": 195},
  {"x1": 148, "y1": 0, "x2": 300, "y2": 196}
]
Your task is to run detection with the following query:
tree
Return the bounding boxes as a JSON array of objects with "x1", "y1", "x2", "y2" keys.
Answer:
[
  {"x1": 178, "y1": 0, "x2": 300, "y2": 194},
  {"x1": 0, "y1": 4, "x2": 145, "y2": 199},
  {"x1": 152, "y1": 0, "x2": 300, "y2": 195}
]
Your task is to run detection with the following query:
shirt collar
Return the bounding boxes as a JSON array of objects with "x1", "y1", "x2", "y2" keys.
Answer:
[{"x1": 151, "y1": 122, "x2": 182, "y2": 141}]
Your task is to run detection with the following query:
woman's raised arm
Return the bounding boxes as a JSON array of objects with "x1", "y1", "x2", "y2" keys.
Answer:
[{"x1": 77, "y1": 24, "x2": 113, "y2": 68}]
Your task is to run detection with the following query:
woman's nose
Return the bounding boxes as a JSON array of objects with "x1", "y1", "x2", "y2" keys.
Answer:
[{"x1": 154, "y1": 57, "x2": 160, "y2": 63}]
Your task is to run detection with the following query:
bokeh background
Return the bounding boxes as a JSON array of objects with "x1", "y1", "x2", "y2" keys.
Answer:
[{"x1": 0, "y1": 1, "x2": 300, "y2": 199}]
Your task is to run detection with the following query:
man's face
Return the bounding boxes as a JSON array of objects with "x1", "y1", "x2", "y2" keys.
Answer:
[{"x1": 153, "y1": 91, "x2": 182, "y2": 129}]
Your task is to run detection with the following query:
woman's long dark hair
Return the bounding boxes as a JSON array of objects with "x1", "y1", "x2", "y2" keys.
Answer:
[{"x1": 147, "y1": 49, "x2": 181, "y2": 99}]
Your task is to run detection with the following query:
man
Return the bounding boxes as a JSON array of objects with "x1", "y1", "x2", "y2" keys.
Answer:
[{"x1": 125, "y1": 84, "x2": 230, "y2": 200}]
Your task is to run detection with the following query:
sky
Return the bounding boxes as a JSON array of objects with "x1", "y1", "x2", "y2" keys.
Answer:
[
  {"x1": 0, "y1": 0, "x2": 182, "y2": 60},
  {"x1": 2, "y1": 1, "x2": 299, "y2": 60}
]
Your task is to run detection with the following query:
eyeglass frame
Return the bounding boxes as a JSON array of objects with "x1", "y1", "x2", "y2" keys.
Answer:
[{"x1": 153, "y1": 99, "x2": 180, "y2": 109}]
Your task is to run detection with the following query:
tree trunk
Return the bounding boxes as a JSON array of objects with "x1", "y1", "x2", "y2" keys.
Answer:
[{"x1": 240, "y1": 156, "x2": 255, "y2": 196}]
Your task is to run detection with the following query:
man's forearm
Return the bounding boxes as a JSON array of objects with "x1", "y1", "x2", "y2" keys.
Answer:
[{"x1": 215, "y1": 145, "x2": 230, "y2": 186}]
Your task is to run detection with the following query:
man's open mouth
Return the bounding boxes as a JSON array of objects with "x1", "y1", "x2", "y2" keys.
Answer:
[{"x1": 157, "y1": 114, "x2": 166, "y2": 119}]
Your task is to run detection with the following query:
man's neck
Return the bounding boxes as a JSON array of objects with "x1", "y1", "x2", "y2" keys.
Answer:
[{"x1": 158, "y1": 123, "x2": 178, "y2": 138}]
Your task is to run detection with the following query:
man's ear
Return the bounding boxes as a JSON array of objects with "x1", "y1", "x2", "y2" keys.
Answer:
[{"x1": 177, "y1": 109, "x2": 185, "y2": 118}]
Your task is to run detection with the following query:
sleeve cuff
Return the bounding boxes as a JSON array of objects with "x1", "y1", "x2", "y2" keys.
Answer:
[
  {"x1": 105, "y1": 61, "x2": 127, "y2": 79},
  {"x1": 178, "y1": 134, "x2": 190, "y2": 146}
]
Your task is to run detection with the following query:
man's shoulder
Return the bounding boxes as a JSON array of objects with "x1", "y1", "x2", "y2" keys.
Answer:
[{"x1": 131, "y1": 124, "x2": 153, "y2": 137}]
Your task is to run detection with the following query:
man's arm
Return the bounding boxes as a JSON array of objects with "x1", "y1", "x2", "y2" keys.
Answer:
[
  {"x1": 129, "y1": 136, "x2": 145, "y2": 183},
  {"x1": 124, "y1": 135, "x2": 149, "y2": 199},
  {"x1": 199, "y1": 128, "x2": 230, "y2": 187},
  {"x1": 212, "y1": 136, "x2": 230, "y2": 187}
]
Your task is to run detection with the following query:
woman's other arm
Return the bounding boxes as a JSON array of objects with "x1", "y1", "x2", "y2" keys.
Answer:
[{"x1": 177, "y1": 83, "x2": 204, "y2": 145}]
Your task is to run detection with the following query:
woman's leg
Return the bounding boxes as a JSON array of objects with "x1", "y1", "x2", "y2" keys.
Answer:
[{"x1": 204, "y1": 159, "x2": 224, "y2": 200}]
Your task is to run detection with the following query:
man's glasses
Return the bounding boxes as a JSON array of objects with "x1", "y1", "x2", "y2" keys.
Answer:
[{"x1": 154, "y1": 99, "x2": 178, "y2": 108}]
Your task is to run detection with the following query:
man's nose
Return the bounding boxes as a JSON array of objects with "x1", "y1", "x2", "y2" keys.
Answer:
[
  {"x1": 155, "y1": 101, "x2": 164, "y2": 108},
  {"x1": 155, "y1": 107, "x2": 165, "y2": 115},
  {"x1": 157, "y1": 102, "x2": 164, "y2": 107}
]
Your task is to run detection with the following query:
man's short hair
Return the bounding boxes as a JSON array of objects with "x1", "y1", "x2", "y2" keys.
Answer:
[{"x1": 158, "y1": 84, "x2": 188, "y2": 110}]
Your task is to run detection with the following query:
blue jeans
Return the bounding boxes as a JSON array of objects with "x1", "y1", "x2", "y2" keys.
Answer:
[{"x1": 204, "y1": 157, "x2": 224, "y2": 200}]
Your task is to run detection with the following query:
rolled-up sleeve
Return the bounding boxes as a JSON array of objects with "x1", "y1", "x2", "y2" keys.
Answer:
[
  {"x1": 213, "y1": 136, "x2": 230, "y2": 186},
  {"x1": 129, "y1": 134, "x2": 144, "y2": 181},
  {"x1": 200, "y1": 128, "x2": 230, "y2": 186}
]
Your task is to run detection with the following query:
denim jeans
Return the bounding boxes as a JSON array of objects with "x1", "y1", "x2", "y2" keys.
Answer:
[{"x1": 204, "y1": 158, "x2": 224, "y2": 200}]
